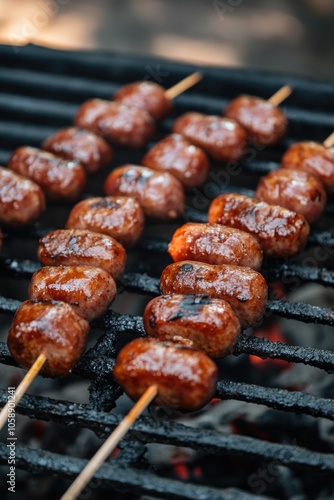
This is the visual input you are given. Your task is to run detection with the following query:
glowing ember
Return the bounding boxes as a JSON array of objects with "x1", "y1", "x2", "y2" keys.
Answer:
[{"x1": 249, "y1": 323, "x2": 291, "y2": 370}]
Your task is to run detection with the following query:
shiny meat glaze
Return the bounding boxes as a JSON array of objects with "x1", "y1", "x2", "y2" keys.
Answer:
[
  {"x1": 143, "y1": 294, "x2": 241, "y2": 358},
  {"x1": 142, "y1": 133, "x2": 209, "y2": 189},
  {"x1": 37, "y1": 229, "x2": 127, "y2": 279},
  {"x1": 42, "y1": 127, "x2": 113, "y2": 174},
  {"x1": 256, "y1": 168, "x2": 326, "y2": 224},
  {"x1": 208, "y1": 193, "x2": 310, "y2": 258},
  {"x1": 65, "y1": 196, "x2": 144, "y2": 248},
  {"x1": 7, "y1": 300, "x2": 89, "y2": 377},
  {"x1": 113, "y1": 81, "x2": 172, "y2": 120},
  {"x1": 8, "y1": 146, "x2": 86, "y2": 201},
  {"x1": 0, "y1": 166, "x2": 45, "y2": 226},
  {"x1": 74, "y1": 99, "x2": 155, "y2": 148},
  {"x1": 103, "y1": 165, "x2": 185, "y2": 220},
  {"x1": 160, "y1": 261, "x2": 267, "y2": 326},
  {"x1": 224, "y1": 95, "x2": 287, "y2": 146},
  {"x1": 29, "y1": 265, "x2": 117, "y2": 321},
  {"x1": 168, "y1": 222, "x2": 263, "y2": 270},
  {"x1": 281, "y1": 141, "x2": 334, "y2": 193},
  {"x1": 173, "y1": 112, "x2": 247, "y2": 162},
  {"x1": 113, "y1": 338, "x2": 218, "y2": 411}
]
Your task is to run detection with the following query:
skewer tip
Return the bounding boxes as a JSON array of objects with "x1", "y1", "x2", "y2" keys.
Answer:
[
  {"x1": 323, "y1": 131, "x2": 334, "y2": 148},
  {"x1": 165, "y1": 71, "x2": 203, "y2": 100},
  {"x1": 267, "y1": 85, "x2": 293, "y2": 107}
]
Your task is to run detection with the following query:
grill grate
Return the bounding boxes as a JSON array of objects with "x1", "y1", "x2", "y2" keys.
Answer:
[
  {"x1": 1, "y1": 391, "x2": 334, "y2": 471},
  {"x1": 1, "y1": 43, "x2": 334, "y2": 498},
  {"x1": 0, "y1": 443, "x2": 269, "y2": 500}
]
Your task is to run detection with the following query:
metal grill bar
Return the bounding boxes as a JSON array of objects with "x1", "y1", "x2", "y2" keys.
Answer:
[
  {"x1": 215, "y1": 380, "x2": 334, "y2": 420},
  {"x1": 234, "y1": 335, "x2": 334, "y2": 373},
  {"x1": 0, "y1": 444, "x2": 262, "y2": 500},
  {"x1": 1, "y1": 344, "x2": 334, "y2": 422},
  {"x1": 1, "y1": 317, "x2": 334, "y2": 417},
  {"x1": 0, "y1": 392, "x2": 333, "y2": 472},
  {"x1": 2, "y1": 44, "x2": 334, "y2": 114}
]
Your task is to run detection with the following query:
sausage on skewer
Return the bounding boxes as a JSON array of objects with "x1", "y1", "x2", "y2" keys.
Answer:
[
  {"x1": 114, "y1": 81, "x2": 172, "y2": 121},
  {"x1": 161, "y1": 260, "x2": 267, "y2": 327},
  {"x1": 168, "y1": 222, "x2": 263, "y2": 270},
  {"x1": 173, "y1": 112, "x2": 248, "y2": 162},
  {"x1": 0, "y1": 167, "x2": 45, "y2": 226},
  {"x1": 74, "y1": 100, "x2": 155, "y2": 149},
  {"x1": 113, "y1": 72, "x2": 202, "y2": 121},
  {"x1": 42, "y1": 128, "x2": 113, "y2": 175},
  {"x1": 224, "y1": 85, "x2": 292, "y2": 146},
  {"x1": 142, "y1": 133, "x2": 209, "y2": 189},
  {"x1": 208, "y1": 193, "x2": 310, "y2": 258},
  {"x1": 37, "y1": 229, "x2": 127, "y2": 279},
  {"x1": 29, "y1": 265, "x2": 117, "y2": 322},
  {"x1": 66, "y1": 196, "x2": 145, "y2": 248},
  {"x1": 113, "y1": 338, "x2": 218, "y2": 411},
  {"x1": 8, "y1": 300, "x2": 89, "y2": 378},
  {"x1": 255, "y1": 168, "x2": 326, "y2": 224},
  {"x1": 8, "y1": 147, "x2": 86, "y2": 201},
  {"x1": 143, "y1": 294, "x2": 240, "y2": 359},
  {"x1": 281, "y1": 141, "x2": 334, "y2": 193},
  {"x1": 103, "y1": 165, "x2": 185, "y2": 220}
]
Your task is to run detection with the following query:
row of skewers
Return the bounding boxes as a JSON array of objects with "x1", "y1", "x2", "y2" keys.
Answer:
[{"x1": 1, "y1": 72, "x2": 334, "y2": 499}]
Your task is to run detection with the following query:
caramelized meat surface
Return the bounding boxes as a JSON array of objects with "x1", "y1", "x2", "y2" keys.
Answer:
[
  {"x1": 169, "y1": 222, "x2": 263, "y2": 270},
  {"x1": 113, "y1": 338, "x2": 217, "y2": 411},
  {"x1": 144, "y1": 294, "x2": 240, "y2": 358},
  {"x1": 160, "y1": 261, "x2": 267, "y2": 326},
  {"x1": 208, "y1": 193, "x2": 310, "y2": 258},
  {"x1": 8, "y1": 300, "x2": 89, "y2": 377}
]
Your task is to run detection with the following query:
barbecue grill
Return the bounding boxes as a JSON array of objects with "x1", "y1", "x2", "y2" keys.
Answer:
[{"x1": 0, "y1": 43, "x2": 334, "y2": 499}]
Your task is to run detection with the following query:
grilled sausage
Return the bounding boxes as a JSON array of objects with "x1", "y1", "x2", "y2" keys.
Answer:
[
  {"x1": 104, "y1": 165, "x2": 185, "y2": 220},
  {"x1": 160, "y1": 261, "x2": 267, "y2": 326},
  {"x1": 208, "y1": 193, "x2": 310, "y2": 258},
  {"x1": 8, "y1": 300, "x2": 89, "y2": 377},
  {"x1": 8, "y1": 147, "x2": 86, "y2": 201},
  {"x1": 114, "y1": 81, "x2": 172, "y2": 121},
  {"x1": 113, "y1": 338, "x2": 217, "y2": 411},
  {"x1": 224, "y1": 95, "x2": 287, "y2": 146},
  {"x1": 143, "y1": 294, "x2": 241, "y2": 358},
  {"x1": 281, "y1": 141, "x2": 334, "y2": 193},
  {"x1": 0, "y1": 167, "x2": 45, "y2": 226},
  {"x1": 256, "y1": 168, "x2": 326, "y2": 224},
  {"x1": 37, "y1": 229, "x2": 127, "y2": 279},
  {"x1": 173, "y1": 112, "x2": 247, "y2": 162},
  {"x1": 168, "y1": 222, "x2": 263, "y2": 270},
  {"x1": 74, "y1": 99, "x2": 155, "y2": 149},
  {"x1": 29, "y1": 265, "x2": 117, "y2": 321},
  {"x1": 142, "y1": 133, "x2": 210, "y2": 189},
  {"x1": 42, "y1": 127, "x2": 113, "y2": 174},
  {"x1": 66, "y1": 196, "x2": 144, "y2": 248}
]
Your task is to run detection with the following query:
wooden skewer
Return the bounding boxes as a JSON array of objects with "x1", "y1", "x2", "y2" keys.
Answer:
[
  {"x1": 323, "y1": 131, "x2": 334, "y2": 148},
  {"x1": 61, "y1": 384, "x2": 158, "y2": 500},
  {"x1": 165, "y1": 71, "x2": 202, "y2": 100},
  {"x1": 267, "y1": 85, "x2": 293, "y2": 107},
  {"x1": 0, "y1": 352, "x2": 47, "y2": 431}
]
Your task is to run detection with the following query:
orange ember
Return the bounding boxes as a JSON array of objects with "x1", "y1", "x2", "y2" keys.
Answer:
[{"x1": 249, "y1": 323, "x2": 291, "y2": 370}]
